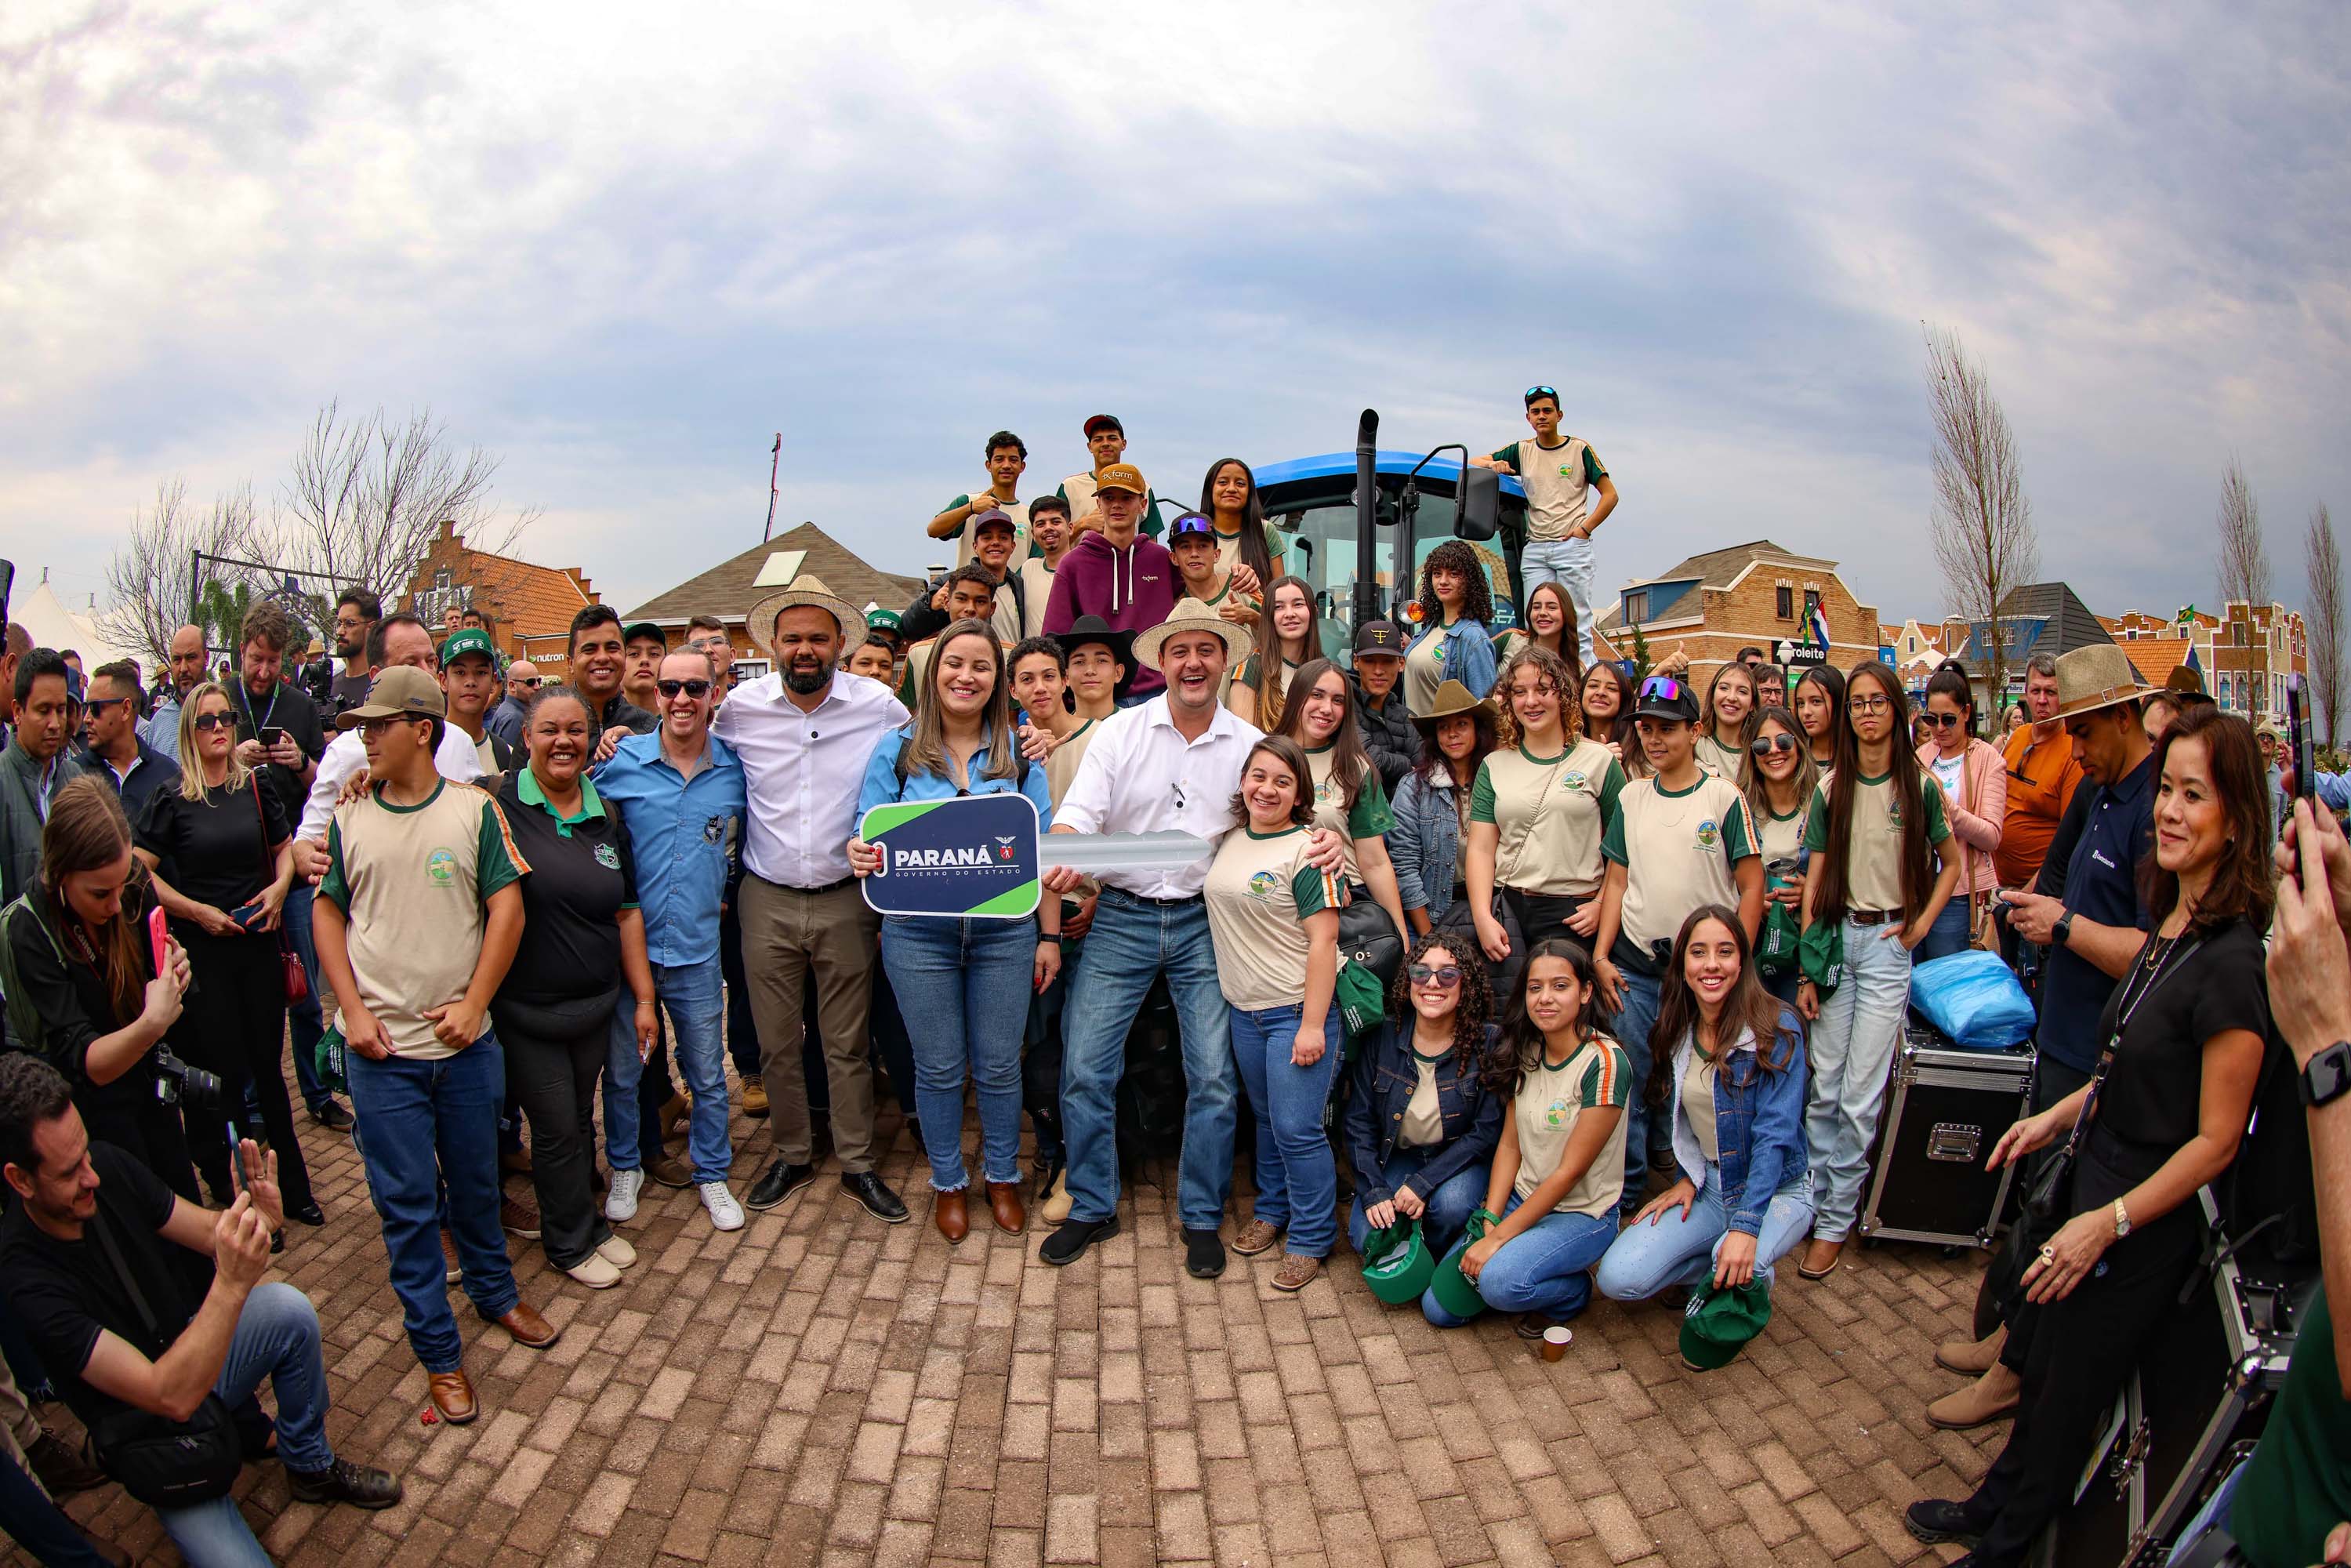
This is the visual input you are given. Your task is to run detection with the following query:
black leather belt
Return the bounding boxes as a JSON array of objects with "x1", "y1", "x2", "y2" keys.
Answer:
[
  {"x1": 755, "y1": 873, "x2": 854, "y2": 898},
  {"x1": 1101, "y1": 887, "x2": 1199, "y2": 908}
]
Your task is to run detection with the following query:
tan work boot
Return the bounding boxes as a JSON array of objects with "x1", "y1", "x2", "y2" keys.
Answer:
[
  {"x1": 1925, "y1": 1363, "x2": 2021, "y2": 1430},
  {"x1": 1039, "y1": 1169, "x2": 1072, "y2": 1225},
  {"x1": 741, "y1": 1074, "x2": 769, "y2": 1118},
  {"x1": 1935, "y1": 1323, "x2": 2008, "y2": 1376}
]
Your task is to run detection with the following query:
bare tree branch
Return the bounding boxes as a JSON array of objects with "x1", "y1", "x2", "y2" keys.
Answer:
[
  {"x1": 2306, "y1": 501, "x2": 2344, "y2": 744},
  {"x1": 2215, "y1": 457, "x2": 2272, "y2": 611},
  {"x1": 1925, "y1": 324, "x2": 2039, "y2": 702},
  {"x1": 96, "y1": 478, "x2": 263, "y2": 664}
]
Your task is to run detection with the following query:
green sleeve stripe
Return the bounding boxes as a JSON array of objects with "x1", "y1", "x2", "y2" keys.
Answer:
[
  {"x1": 1925, "y1": 778, "x2": 1953, "y2": 843},
  {"x1": 320, "y1": 817, "x2": 351, "y2": 912},
  {"x1": 1493, "y1": 442, "x2": 1519, "y2": 466},
  {"x1": 477, "y1": 798, "x2": 526, "y2": 899},
  {"x1": 1721, "y1": 793, "x2": 1756, "y2": 862},
  {"x1": 1804, "y1": 788, "x2": 1830, "y2": 852},
  {"x1": 1598, "y1": 757, "x2": 1626, "y2": 822},
  {"x1": 1292, "y1": 862, "x2": 1337, "y2": 917},
  {"x1": 1468, "y1": 760, "x2": 1498, "y2": 824},
  {"x1": 1583, "y1": 446, "x2": 1606, "y2": 483},
  {"x1": 1601, "y1": 796, "x2": 1629, "y2": 866}
]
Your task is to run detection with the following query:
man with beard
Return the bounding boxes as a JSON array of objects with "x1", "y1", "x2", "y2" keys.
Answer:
[
  {"x1": 719, "y1": 577, "x2": 912, "y2": 1224},
  {"x1": 140, "y1": 625, "x2": 209, "y2": 762},
  {"x1": 325, "y1": 589, "x2": 381, "y2": 721},
  {"x1": 570, "y1": 607, "x2": 658, "y2": 760}
]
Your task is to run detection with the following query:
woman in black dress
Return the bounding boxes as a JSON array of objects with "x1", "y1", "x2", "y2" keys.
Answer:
[
  {"x1": 1906, "y1": 702, "x2": 2270, "y2": 1565},
  {"x1": 135, "y1": 682, "x2": 321, "y2": 1227},
  {"x1": 0, "y1": 777, "x2": 198, "y2": 1199}
]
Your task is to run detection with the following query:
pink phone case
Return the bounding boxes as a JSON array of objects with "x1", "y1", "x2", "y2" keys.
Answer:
[{"x1": 148, "y1": 906, "x2": 169, "y2": 977}]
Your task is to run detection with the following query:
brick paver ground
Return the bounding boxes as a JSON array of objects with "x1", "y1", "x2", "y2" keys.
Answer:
[{"x1": 16, "y1": 1086, "x2": 2000, "y2": 1566}]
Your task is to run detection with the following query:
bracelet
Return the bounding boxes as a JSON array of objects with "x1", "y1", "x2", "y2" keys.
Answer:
[
  {"x1": 1037, "y1": 933, "x2": 1062, "y2": 945},
  {"x1": 634, "y1": 998, "x2": 656, "y2": 1009}
]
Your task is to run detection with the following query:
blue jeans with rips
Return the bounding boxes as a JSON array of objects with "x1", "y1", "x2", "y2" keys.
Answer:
[
  {"x1": 1519, "y1": 537, "x2": 1598, "y2": 667},
  {"x1": 1346, "y1": 1144, "x2": 1490, "y2": 1263},
  {"x1": 1229, "y1": 1003, "x2": 1343, "y2": 1258},
  {"x1": 346, "y1": 1037, "x2": 517, "y2": 1372},
  {"x1": 1058, "y1": 891, "x2": 1235, "y2": 1232},
  {"x1": 1595, "y1": 1161, "x2": 1815, "y2": 1300},
  {"x1": 1805, "y1": 918, "x2": 1914, "y2": 1241},
  {"x1": 882, "y1": 915, "x2": 1032, "y2": 1192},
  {"x1": 1424, "y1": 1194, "x2": 1618, "y2": 1328}
]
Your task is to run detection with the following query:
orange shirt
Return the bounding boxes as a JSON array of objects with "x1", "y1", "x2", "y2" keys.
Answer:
[{"x1": 1995, "y1": 724, "x2": 2084, "y2": 887}]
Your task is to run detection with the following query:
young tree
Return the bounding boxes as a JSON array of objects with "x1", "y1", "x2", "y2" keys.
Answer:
[
  {"x1": 2215, "y1": 458, "x2": 2272, "y2": 611},
  {"x1": 96, "y1": 478, "x2": 262, "y2": 665},
  {"x1": 1925, "y1": 325, "x2": 2038, "y2": 706},
  {"x1": 2306, "y1": 501, "x2": 2344, "y2": 743}
]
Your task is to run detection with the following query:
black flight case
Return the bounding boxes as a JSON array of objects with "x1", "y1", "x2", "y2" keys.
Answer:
[{"x1": 1856, "y1": 1027, "x2": 2035, "y2": 1250}]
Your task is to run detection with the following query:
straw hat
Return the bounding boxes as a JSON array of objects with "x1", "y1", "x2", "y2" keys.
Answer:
[
  {"x1": 1132, "y1": 597, "x2": 1253, "y2": 671},
  {"x1": 745, "y1": 574, "x2": 863, "y2": 655},
  {"x1": 2050, "y1": 644, "x2": 2153, "y2": 722}
]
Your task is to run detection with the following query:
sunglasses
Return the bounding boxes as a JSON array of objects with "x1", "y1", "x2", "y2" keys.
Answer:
[
  {"x1": 1639, "y1": 676, "x2": 1685, "y2": 702},
  {"x1": 656, "y1": 679, "x2": 712, "y2": 699},
  {"x1": 1523, "y1": 385, "x2": 1559, "y2": 404},
  {"x1": 513, "y1": 675, "x2": 541, "y2": 688},
  {"x1": 1749, "y1": 733, "x2": 1798, "y2": 756},
  {"x1": 1407, "y1": 964, "x2": 1464, "y2": 988},
  {"x1": 1920, "y1": 711, "x2": 1965, "y2": 729},
  {"x1": 191, "y1": 712, "x2": 237, "y2": 732}
]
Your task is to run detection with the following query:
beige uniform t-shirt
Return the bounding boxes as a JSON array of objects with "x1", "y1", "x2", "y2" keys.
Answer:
[
  {"x1": 1804, "y1": 770, "x2": 1953, "y2": 915},
  {"x1": 1470, "y1": 737, "x2": 1627, "y2": 897},
  {"x1": 1203, "y1": 825, "x2": 1341, "y2": 1013},
  {"x1": 1018, "y1": 557, "x2": 1060, "y2": 640},
  {"x1": 1489, "y1": 437, "x2": 1608, "y2": 543},
  {"x1": 1680, "y1": 1044, "x2": 1722, "y2": 1161},
  {"x1": 319, "y1": 780, "x2": 526, "y2": 1060},
  {"x1": 1602, "y1": 772, "x2": 1759, "y2": 955},
  {"x1": 1404, "y1": 627, "x2": 1452, "y2": 716},
  {"x1": 943, "y1": 494, "x2": 1033, "y2": 569},
  {"x1": 1044, "y1": 717, "x2": 1101, "y2": 809},
  {"x1": 1695, "y1": 733, "x2": 1746, "y2": 782},
  {"x1": 1511, "y1": 1034, "x2": 1633, "y2": 1217},
  {"x1": 1400, "y1": 1050, "x2": 1446, "y2": 1147},
  {"x1": 1305, "y1": 744, "x2": 1395, "y2": 887}
]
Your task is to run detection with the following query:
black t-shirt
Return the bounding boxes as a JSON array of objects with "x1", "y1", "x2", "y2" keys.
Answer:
[
  {"x1": 3, "y1": 880, "x2": 163, "y2": 1109},
  {"x1": 327, "y1": 670, "x2": 372, "y2": 721},
  {"x1": 2077, "y1": 916, "x2": 2269, "y2": 1214},
  {"x1": 135, "y1": 776, "x2": 289, "y2": 921},
  {"x1": 493, "y1": 769, "x2": 638, "y2": 1007},
  {"x1": 0, "y1": 1143, "x2": 205, "y2": 1432},
  {"x1": 227, "y1": 679, "x2": 325, "y2": 826}
]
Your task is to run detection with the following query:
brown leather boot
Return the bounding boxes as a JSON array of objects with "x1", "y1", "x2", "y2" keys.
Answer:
[
  {"x1": 428, "y1": 1368, "x2": 478, "y2": 1425},
  {"x1": 481, "y1": 1299, "x2": 561, "y2": 1349},
  {"x1": 986, "y1": 1181, "x2": 1026, "y2": 1234},
  {"x1": 1935, "y1": 1323, "x2": 2008, "y2": 1376},
  {"x1": 1925, "y1": 1363, "x2": 2021, "y2": 1430},
  {"x1": 935, "y1": 1189, "x2": 970, "y2": 1243},
  {"x1": 1797, "y1": 1236, "x2": 1844, "y2": 1279}
]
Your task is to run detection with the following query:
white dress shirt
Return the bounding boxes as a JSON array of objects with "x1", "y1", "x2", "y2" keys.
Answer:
[
  {"x1": 1054, "y1": 695, "x2": 1264, "y2": 899},
  {"x1": 712, "y1": 670, "x2": 909, "y2": 888},
  {"x1": 296, "y1": 723, "x2": 485, "y2": 842}
]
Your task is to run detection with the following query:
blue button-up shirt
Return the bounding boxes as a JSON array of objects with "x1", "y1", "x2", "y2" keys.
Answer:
[
  {"x1": 593, "y1": 730, "x2": 747, "y2": 967},
  {"x1": 2036, "y1": 753, "x2": 2154, "y2": 1073},
  {"x1": 857, "y1": 725, "x2": 1054, "y2": 826}
]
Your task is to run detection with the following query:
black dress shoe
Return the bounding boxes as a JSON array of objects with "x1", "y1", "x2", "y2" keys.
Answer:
[
  {"x1": 1039, "y1": 1215, "x2": 1119, "y2": 1266},
  {"x1": 744, "y1": 1159, "x2": 818, "y2": 1211},
  {"x1": 288, "y1": 1201, "x2": 327, "y2": 1228},
  {"x1": 1183, "y1": 1228, "x2": 1227, "y2": 1279},
  {"x1": 288, "y1": 1457, "x2": 405, "y2": 1511},
  {"x1": 842, "y1": 1171, "x2": 909, "y2": 1223},
  {"x1": 1903, "y1": 1500, "x2": 1984, "y2": 1547},
  {"x1": 310, "y1": 1100, "x2": 356, "y2": 1132}
]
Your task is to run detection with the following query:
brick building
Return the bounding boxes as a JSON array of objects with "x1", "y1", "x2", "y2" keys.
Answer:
[
  {"x1": 2213, "y1": 601, "x2": 2308, "y2": 723},
  {"x1": 2110, "y1": 607, "x2": 2219, "y2": 695},
  {"x1": 397, "y1": 521, "x2": 600, "y2": 671},
  {"x1": 625, "y1": 522, "x2": 926, "y2": 680},
  {"x1": 1592, "y1": 540, "x2": 1881, "y2": 684}
]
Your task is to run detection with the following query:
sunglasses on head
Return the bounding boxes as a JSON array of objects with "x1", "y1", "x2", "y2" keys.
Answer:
[
  {"x1": 1523, "y1": 385, "x2": 1559, "y2": 404},
  {"x1": 1749, "y1": 733, "x2": 1798, "y2": 755},
  {"x1": 655, "y1": 679, "x2": 712, "y2": 699},
  {"x1": 1407, "y1": 964, "x2": 1464, "y2": 988},
  {"x1": 1639, "y1": 676, "x2": 1685, "y2": 702},
  {"x1": 191, "y1": 712, "x2": 236, "y2": 732}
]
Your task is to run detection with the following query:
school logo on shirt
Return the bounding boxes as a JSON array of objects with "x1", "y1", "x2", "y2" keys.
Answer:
[
  {"x1": 594, "y1": 843, "x2": 621, "y2": 871},
  {"x1": 1556, "y1": 463, "x2": 1574, "y2": 477},
  {"x1": 1695, "y1": 818, "x2": 1721, "y2": 851},
  {"x1": 703, "y1": 816, "x2": 724, "y2": 844},
  {"x1": 1887, "y1": 797, "x2": 1907, "y2": 831},
  {"x1": 1247, "y1": 869, "x2": 1282, "y2": 900},
  {"x1": 1562, "y1": 769, "x2": 1588, "y2": 792},
  {"x1": 1544, "y1": 1097, "x2": 1571, "y2": 1128},
  {"x1": 425, "y1": 848, "x2": 457, "y2": 887}
]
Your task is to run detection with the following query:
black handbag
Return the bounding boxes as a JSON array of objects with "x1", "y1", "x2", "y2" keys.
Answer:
[
  {"x1": 1339, "y1": 896, "x2": 1404, "y2": 993},
  {"x1": 82, "y1": 1209, "x2": 244, "y2": 1508}
]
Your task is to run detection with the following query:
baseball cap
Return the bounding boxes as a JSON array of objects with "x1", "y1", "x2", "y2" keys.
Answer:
[
  {"x1": 439, "y1": 628, "x2": 497, "y2": 666},
  {"x1": 622, "y1": 621, "x2": 666, "y2": 647},
  {"x1": 1083, "y1": 414, "x2": 1123, "y2": 437},
  {"x1": 1094, "y1": 463, "x2": 1145, "y2": 496},
  {"x1": 1632, "y1": 674, "x2": 1701, "y2": 725},
  {"x1": 336, "y1": 665, "x2": 448, "y2": 729},
  {"x1": 1353, "y1": 620, "x2": 1406, "y2": 659},
  {"x1": 1164, "y1": 511, "x2": 1214, "y2": 543},
  {"x1": 971, "y1": 507, "x2": 1017, "y2": 535},
  {"x1": 866, "y1": 607, "x2": 905, "y2": 635},
  {"x1": 1679, "y1": 1279, "x2": 1772, "y2": 1372}
]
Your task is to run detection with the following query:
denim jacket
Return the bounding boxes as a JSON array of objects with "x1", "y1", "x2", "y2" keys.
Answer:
[
  {"x1": 1342, "y1": 1021, "x2": 1504, "y2": 1209},
  {"x1": 1406, "y1": 619, "x2": 1499, "y2": 700},
  {"x1": 1388, "y1": 768, "x2": 1466, "y2": 924},
  {"x1": 1667, "y1": 1005, "x2": 1809, "y2": 1236}
]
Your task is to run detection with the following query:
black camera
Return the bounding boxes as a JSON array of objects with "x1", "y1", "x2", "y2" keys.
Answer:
[{"x1": 151, "y1": 1045, "x2": 224, "y2": 1112}]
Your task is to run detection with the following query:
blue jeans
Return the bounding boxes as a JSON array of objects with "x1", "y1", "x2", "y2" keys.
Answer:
[
  {"x1": 1347, "y1": 1145, "x2": 1489, "y2": 1262},
  {"x1": 1914, "y1": 897, "x2": 1974, "y2": 963},
  {"x1": 1519, "y1": 537, "x2": 1598, "y2": 666},
  {"x1": 346, "y1": 1039, "x2": 517, "y2": 1371},
  {"x1": 1424, "y1": 1195, "x2": 1616, "y2": 1327},
  {"x1": 1229, "y1": 1004, "x2": 1343, "y2": 1257},
  {"x1": 1806, "y1": 918, "x2": 1914, "y2": 1240},
  {"x1": 650, "y1": 956, "x2": 730, "y2": 1183},
  {"x1": 1595, "y1": 1161, "x2": 1815, "y2": 1300},
  {"x1": 881, "y1": 916, "x2": 1032, "y2": 1192},
  {"x1": 1613, "y1": 965, "x2": 1664, "y2": 1193},
  {"x1": 604, "y1": 997, "x2": 651, "y2": 1173},
  {"x1": 156, "y1": 1282, "x2": 336, "y2": 1566},
  {"x1": 276, "y1": 884, "x2": 332, "y2": 1113},
  {"x1": 1059, "y1": 891, "x2": 1235, "y2": 1232},
  {"x1": 1, "y1": 1443, "x2": 118, "y2": 1565}
]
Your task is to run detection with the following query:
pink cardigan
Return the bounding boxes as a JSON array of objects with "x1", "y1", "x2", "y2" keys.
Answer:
[{"x1": 1917, "y1": 736, "x2": 2007, "y2": 896}]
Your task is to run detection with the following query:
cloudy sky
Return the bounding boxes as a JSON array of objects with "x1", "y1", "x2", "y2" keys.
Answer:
[{"x1": 5, "y1": 1, "x2": 2348, "y2": 632}]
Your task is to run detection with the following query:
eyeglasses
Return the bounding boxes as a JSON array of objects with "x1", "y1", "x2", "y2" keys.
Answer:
[
  {"x1": 1921, "y1": 711, "x2": 1965, "y2": 729},
  {"x1": 1849, "y1": 695, "x2": 1892, "y2": 715},
  {"x1": 655, "y1": 679, "x2": 712, "y2": 699},
  {"x1": 191, "y1": 712, "x2": 236, "y2": 732},
  {"x1": 1523, "y1": 385, "x2": 1558, "y2": 404},
  {"x1": 357, "y1": 715, "x2": 423, "y2": 737},
  {"x1": 1407, "y1": 964, "x2": 1464, "y2": 988},
  {"x1": 1749, "y1": 733, "x2": 1798, "y2": 756}
]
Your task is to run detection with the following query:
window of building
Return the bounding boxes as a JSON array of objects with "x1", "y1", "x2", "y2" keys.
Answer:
[
  {"x1": 1776, "y1": 585, "x2": 1793, "y2": 619},
  {"x1": 1624, "y1": 590, "x2": 1649, "y2": 625},
  {"x1": 434, "y1": 567, "x2": 452, "y2": 591},
  {"x1": 1802, "y1": 588, "x2": 1822, "y2": 623}
]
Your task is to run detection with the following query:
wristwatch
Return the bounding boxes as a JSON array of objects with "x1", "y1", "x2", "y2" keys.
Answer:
[
  {"x1": 2052, "y1": 911, "x2": 2075, "y2": 949},
  {"x1": 2112, "y1": 1199, "x2": 2131, "y2": 1239},
  {"x1": 2298, "y1": 1040, "x2": 2351, "y2": 1108}
]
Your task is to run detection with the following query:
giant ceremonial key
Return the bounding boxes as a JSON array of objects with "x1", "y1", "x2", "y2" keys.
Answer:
[{"x1": 858, "y1": 793, "x2": 1210, "y2": 919}]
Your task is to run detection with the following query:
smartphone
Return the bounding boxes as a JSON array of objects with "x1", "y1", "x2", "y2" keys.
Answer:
[
  {"x1": 228, "y1": 898, "x2": 267, "y2": 931},
  {"x1": 148, "y1": 906, "x2": 170, "y2": 978},
  {"x1": 2288, "y1": 674, "x2": 2316, "y2": 803},
  {"x1": 259, "y1": 725, "x2": 286, "y2": 751}
]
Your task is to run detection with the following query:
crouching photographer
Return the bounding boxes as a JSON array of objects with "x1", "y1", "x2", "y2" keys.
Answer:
[{"x1": 0, "y1": 1054, "x2": 399, "y2": 1566}]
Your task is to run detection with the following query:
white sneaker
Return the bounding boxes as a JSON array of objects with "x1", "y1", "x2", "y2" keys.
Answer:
[
  {"x1": 565, "y1": 1253, "x2": 622, "y2": 1290},
  {"x1": 605, "y1": 1168, "x2": 644, "y2": 1223},
  {"x1": 596, "y1": 1234, "x2": 638, "y2": 1269},
  {"x1": 700, "y1": 1181, "x2": 744, "y2": 1232}
]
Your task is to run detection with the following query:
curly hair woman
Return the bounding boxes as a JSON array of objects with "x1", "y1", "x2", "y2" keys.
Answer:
[
  {"x1": 1402, "y1": 540, "x2": 1499, "y2": 710},
  {"x1": 1341, "y1": 931, "x2": 1507, "y2": 1268}
]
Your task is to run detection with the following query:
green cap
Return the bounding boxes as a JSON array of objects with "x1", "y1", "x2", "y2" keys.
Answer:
[
  {"x1": 867, "y1": 608, "x2": 904, "y2": 633},
  {"x1": 1678, "y1": 1278, "x2": 1772, "y2": 1371},
  {"x1": 439, "y1": 628, "x2": 498, "y2": 667}
]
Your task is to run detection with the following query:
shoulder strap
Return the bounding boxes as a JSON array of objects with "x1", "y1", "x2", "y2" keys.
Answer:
[
  {"x1": 89, "y1": 1200, "x2": 165, "y2": 1349},
  {"x1": 249, "y1": 775, "x2": 275, "y2": 889}
]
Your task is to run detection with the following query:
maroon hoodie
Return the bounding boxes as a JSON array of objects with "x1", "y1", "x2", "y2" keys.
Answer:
[{"x1": 1039, "y1": 528, "x2": 1179, "y2": 695}]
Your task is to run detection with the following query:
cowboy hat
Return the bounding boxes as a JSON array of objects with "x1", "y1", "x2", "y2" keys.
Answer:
[
  {"x1": 1413, "y1": 679, "x2": 1485, "y2": 724},
  {"x1": 2051, "y1": 644, "x2": 2153, "y2": 722},
  {"x1": 1132, "y1": 596, "x2": 1253, "y2": 672},
  {"x1": 2164, "y1": 664, "x2": 2215, "y2": 707},
  {"x1": 746, "y1": 573, "x2": 863, "y2": 655}
]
